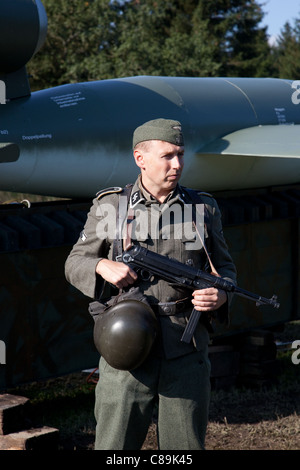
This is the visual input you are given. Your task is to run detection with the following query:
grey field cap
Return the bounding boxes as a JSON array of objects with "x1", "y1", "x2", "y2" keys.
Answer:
[{"x1": 133, "y1": 118, "x2": 184, "y2": 148}]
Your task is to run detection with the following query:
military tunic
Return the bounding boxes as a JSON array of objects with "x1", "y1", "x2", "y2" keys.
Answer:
[{"x1": 65, "y1": 176, "x2": 237, "y2": 449}]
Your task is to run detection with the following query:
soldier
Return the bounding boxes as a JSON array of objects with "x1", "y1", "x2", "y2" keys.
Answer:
[{"x1": 65, "y1": 118, "x2": 237, "y2": 450}]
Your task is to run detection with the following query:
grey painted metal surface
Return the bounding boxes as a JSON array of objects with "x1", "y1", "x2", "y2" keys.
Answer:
[{"x1": 0, "y1": 76, "x2": 299, "y2": 198}]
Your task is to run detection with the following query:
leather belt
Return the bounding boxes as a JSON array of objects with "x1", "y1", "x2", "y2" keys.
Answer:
[{"x1": 151, "y1": 297, "x2": 192, "y2": 316}]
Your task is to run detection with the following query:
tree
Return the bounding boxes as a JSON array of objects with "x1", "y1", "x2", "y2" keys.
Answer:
[
  {"x1": 107, "y1": 0, "x2": 222, "y2": 77},
  {"x1": 105, "y1": 0, "x2": 272, "y2": 78},
  {"x1": 27, "y1": 0, "x2": 275, "y2": 91},
  {"x1": 276, "y1": 19, "x2": 300, "y2": 79},
  {"x1": 200, "y1": 0, "x2": 274, "y2": 77},
  {"x1": 28, "y1": 0, "x2": 123, "y2": 90}
]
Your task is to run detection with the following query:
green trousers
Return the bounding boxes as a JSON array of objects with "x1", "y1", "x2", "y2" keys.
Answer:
[{"x1": 94, "y1": 345, "x2": 211, "y2": 450}]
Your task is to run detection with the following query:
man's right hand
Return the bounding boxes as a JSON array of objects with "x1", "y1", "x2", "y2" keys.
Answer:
[{"x1": 96, "y1": 258, "x2": 138, "y2": 289}]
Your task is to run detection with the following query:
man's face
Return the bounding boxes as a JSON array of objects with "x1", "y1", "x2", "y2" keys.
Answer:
[{"x1": 134, "y1": 140, "x2": 184, "y2": 200}]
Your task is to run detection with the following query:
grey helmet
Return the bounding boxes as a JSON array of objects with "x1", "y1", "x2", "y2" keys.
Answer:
[{"x1": 93, "y1": 299, "x2": 158, "y2": 370}]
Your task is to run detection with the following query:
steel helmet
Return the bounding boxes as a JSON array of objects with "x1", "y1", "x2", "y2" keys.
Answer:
[{"x1": 93, "y1": 299, "x2": 158, "y2": 370}]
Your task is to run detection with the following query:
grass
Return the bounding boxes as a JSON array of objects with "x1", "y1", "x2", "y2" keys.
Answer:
[{"x1": 6, "y1": 372, "x2": 97, "y2": 450}]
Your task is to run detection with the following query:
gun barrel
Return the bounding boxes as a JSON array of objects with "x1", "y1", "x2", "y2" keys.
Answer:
[{"x1": 234, "y1": 287, "x2": 280, "y2": 309}]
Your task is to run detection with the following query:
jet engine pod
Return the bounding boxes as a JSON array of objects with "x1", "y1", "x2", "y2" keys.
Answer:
[{"x1": 0, "y1": 0, "x2": 47, "y2": 73}]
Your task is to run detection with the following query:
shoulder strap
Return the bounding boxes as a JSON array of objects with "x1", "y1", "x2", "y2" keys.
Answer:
[
  {"x1": 96, "y1": 186, "x2": 123, "y2": 200},
  {"x1": 181, "y1": 188, "x2": 219, "y2": 276},
  {"x1": 112, "y1": 184, "x2": 133, "y2": 260},
  {"x1": 123, "y1": 186, "x2": 135, "y2": 251}
]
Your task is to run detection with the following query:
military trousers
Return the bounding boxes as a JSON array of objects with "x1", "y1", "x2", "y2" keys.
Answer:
[{"x1": 94, "y1": 344, "x2": 211, "y2": 450}]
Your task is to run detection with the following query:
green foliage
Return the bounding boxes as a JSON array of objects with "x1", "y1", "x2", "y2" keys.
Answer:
[
  {"x1": 275, "y1": 19, "x2": 300, "y2": 79},
  {"x1": 27, "y1": 0, "x2": 300, "y2": 91},
  {"x1": 28, "y1": 0, "x2": 122, "y2": 89}
]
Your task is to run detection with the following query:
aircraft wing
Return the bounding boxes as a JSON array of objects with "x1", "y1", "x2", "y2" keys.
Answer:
[
  {"x1": 192, "y1": 125, "x2": 300, "y2": 190},
  {"x1": 198, "y1": 124, "x2": 300, "y2": 158},
  {"x1": 0, "y1": 143, "x2": 20, "y2": 163}
]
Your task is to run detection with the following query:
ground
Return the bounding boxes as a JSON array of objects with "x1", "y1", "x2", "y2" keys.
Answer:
[
  {"x1": 141, "y1": 380, "x2": 299, "y2": 450},
  {"x1": 4, "y1": 321, "x2": 300, "y2": 451}
]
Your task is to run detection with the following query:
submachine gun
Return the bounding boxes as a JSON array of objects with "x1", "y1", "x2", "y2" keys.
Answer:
[{"x1": 121, "y1": 245, "x2": 280, "y2": 344}]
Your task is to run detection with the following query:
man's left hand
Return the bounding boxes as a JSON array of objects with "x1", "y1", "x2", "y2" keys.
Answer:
[{"x1": 192, "y1": 287, "x2": 227, "y2": 311}]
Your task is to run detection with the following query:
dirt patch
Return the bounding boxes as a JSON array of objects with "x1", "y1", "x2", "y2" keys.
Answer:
[
  {"x1": 206, "y1": 383, "x2": 299, "y2": 450},
  {"x1": 140, "y1": 383, "x2": 299, "y2": 451}
]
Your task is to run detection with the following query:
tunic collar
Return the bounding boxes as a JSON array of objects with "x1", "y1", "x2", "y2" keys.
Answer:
[{"x1": 129, "y1": 175, "x2": 186, "y2": 209}]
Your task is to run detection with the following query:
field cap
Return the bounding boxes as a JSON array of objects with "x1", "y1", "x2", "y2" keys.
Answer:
[{"x1": 133, "y1": 118, "x2": 184, "y2": 148}]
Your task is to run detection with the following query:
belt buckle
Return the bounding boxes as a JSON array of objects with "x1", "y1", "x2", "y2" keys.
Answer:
[{"x1": 161, "y1": 303, "x2": 175, "y2": 315}]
